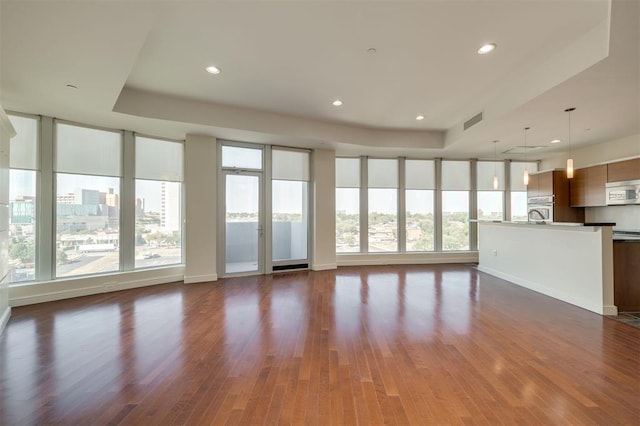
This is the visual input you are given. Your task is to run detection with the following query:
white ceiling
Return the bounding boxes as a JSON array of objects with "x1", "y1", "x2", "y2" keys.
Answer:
[{"x1": 1, "y1": 0, "x2": 638, "y2": 160}]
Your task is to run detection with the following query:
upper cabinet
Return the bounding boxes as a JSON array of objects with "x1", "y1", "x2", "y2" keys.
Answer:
[
  {"x1": 570, "y1": 165, "x2": 607, "y2": 207},
  {"x1": 528, "y1": 170, "x2": 585, "y2": 223},
  {"x1": 526, "y1": 171, "x2": 553, "y2": 198},
  {"x1": 607, "y1": 158, "x2": 640, "y2": 182}
]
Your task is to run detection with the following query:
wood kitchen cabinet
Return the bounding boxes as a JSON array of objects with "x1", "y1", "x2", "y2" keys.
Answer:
[
  {"x1": 608, "y1": 158, "x2": 640, "y2": 182},
  {"x1": 613, "y1": 241, "x2": 640, "y2": 312},
  {"x1": 570, "y1": 165, "x2": 607, "y2": 207},
  {"x1": 526, "y1": 171, "x2": 553, "y2": 197},
  {"x1": 528, "y1": 170, "x2": 585, "y2": 222}
]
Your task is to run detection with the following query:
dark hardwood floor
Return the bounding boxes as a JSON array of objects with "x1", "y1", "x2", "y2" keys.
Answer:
[{"x1": 1, "y1": 264, "x2": 639, "y2": 425}]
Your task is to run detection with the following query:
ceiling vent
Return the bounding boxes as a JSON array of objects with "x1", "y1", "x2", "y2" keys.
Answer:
[
  {"x1": 502, "y1": 146, "x2": 545, "y2": 155},
  {"x1": 463, "y1": 111, "x2": 483, "y2": 131}
]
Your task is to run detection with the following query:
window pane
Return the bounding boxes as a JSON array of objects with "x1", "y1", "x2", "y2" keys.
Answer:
[
  {"x1": 8, "y1": 169, "x2": 36, "y2": 282},
  {"x1": 135, "y1": 137, "x2": 183, "y2": 181},
  {"x1": 221, "y1": 145, "x2": 262, "y2": 169},
  {"x1": 368, "y1": 159, "x2": 398, "y2": 188},
  {"x1": 477, "y1": 191, "x2": 504, "y2": 220},
  {"x1": 368, "y1": 188, "x2": 397, "y2": 252},
  {"x1": 225, "y1": 174, "x2": 260, "y2": 274},
  {"x1": 477, "y1": 161, "x2": 505, "y2": 190},
  {"x1": 405, "y1": 160, "x2": 435, "y2": 190},
  {"x1": 56, "y1": 123, "x2": 121, "y2": 176},
  {"x1": 510, "y1": 162, "x2": 538, "y2": 191},
  {"x1": 272, "y1": 149, "x2": 309, "y2": 181},
  {"x1": 336, "y1": 188, "x2": 360, "y2": 252},
  {"x1": 336, "y1": 158, "x2": 360, "y2": 188},
  {"x1": 442, "y1": 191, "x2": 469, "y2": 251},
  {"x1": 272, "y1": 180, "x2": 308, "y2": 261},
  {"x1": 135, "y1": 180, "x2": 182, "y2": 268},
  {"x1": 55, "y1": 174, "x2": 120, "y2": 277},
  {"x1": 511, "y1": 191, "x2": 528, "y2": 221},
  {"x1": 442, "y1": 161, "x2": 470, "y2": 190},
  {"x1": 406, "y1": 189, "x2": 434, "y2": 251},
  {"x1": 8, "y1": 115, "x2": 38, "y2": 170}
]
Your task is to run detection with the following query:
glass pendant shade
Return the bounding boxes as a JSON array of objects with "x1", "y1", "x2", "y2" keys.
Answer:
[
  {"x1": 567, "y1": 158, "x2": 574, "y2": 179},
  {"x1": 523, "y1": 169, "x2": 529, "y2": 186},
  {"x1": 493, "y1": 175, "x2": 498, "y2": 189}
]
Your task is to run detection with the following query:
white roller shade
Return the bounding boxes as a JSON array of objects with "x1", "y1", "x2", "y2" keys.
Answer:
[
  {"x1": 510, "y1": 162, "x2": 538, "y2": 191},
  {"x1": 55, "y1": 123, "x2": 121, "y2": 176},
  {"x1": 368, "y1": 159, "x2": 398, "y2": 188},
  {"x1": 477, "y1": 161, "x2": 505, "y2": 190},
  {"x1": 442, "y1": 160, "x2": 470, "y2": 190},
  {"x1": 336, "y1": 158, "x2": 360, "y2": 188},
  {"x1": 8, "y1": 115, "x2": 38, "y2": 170},
  {"x1": 136, "y1": 136, "x2": 184, "y2": 181},
  {"x1": 272, "y1": 149, "x2": 309, "y2": 181},
  {"x1": 405, "y1": 160, "x2": 435, "y2": 190}
]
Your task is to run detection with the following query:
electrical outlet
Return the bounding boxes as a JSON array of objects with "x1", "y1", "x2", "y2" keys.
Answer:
[{"x1": 492, "y1": 249, "x2": 498, "y2": 256}]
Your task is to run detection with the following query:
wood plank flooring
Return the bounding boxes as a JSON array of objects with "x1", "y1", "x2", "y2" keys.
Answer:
[{"x1": 1, "y1": 264, "x2": 639, "y2": 425}]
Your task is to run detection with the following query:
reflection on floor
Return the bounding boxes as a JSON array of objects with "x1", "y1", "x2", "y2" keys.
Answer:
[{"x1": 607, "y1": 312, "x2": 640, "y2": 329}]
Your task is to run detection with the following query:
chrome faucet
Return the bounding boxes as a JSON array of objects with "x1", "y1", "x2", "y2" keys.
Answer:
[{"x1": 528, "y1": 209, "x2": 546, "y2": 222}]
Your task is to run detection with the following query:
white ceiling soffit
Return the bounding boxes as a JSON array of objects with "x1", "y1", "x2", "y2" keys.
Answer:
[{"x1": 1, "y1": 0, "x2": 636, "y2": 158}]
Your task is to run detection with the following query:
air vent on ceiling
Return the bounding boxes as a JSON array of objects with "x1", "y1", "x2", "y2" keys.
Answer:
[
  {"x1": 502, "y1": 146, "x2": 545, "y2": 155},
  {"x1": 463, "y1": 111, "x2": 483, "y2": 131}
]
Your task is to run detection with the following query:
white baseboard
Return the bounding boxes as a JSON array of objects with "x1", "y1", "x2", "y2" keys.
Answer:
[
  {"x1": 477, "y1": 265, "x2": 609, "y2": 315},
  {"x1": 311, "y1": 263, "x2": 337, "y2": 271},
  {"x1": 0, "y1": 306, "x2": 11, "y2": 336},
  {"x1": 602, "y1": 305, "x2": 618, "y2": 316},
  {"x1": 10, "y1": 268, "x2": 184, "y2": 307},
  {"x1": 184, "y1": 273, "x2": 218, "y2": 284}
]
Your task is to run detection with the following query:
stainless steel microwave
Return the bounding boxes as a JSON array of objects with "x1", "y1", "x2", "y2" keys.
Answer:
[{"x1": 606, "y1": 180, "x2": 640, "y2": 205}]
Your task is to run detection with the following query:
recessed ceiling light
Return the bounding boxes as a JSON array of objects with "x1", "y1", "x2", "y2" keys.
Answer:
[
  {"x1": 416, "y1": 115, "x2": 425, "y2": 121},
  {"x1": 477, "y1": 43, "x2": 497, "y2": 54},
  {"x1": 367, "y1": 48, "x2": 377, "y2": 54},
  {"x1": 550, "y1": 139, "x2": 561, "y2": 144},
  {"x1": 66, "y1": 84, "x2": 78, "y2": 89},
  {"x1": 332, "y1": 99, "x2": 343, "y2": 106},
  {"x1": 206, "y1": 65, "x2": 221, "y2": 75}
]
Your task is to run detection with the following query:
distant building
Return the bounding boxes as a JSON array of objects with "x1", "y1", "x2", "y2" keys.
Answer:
[
  {"x1": 10, "y1": 199, "x2": 35, "y2": 224},
  {"x1": 105, "y1": 188, "x2": 119, "y2": 208},
  {"x1": 160, "y1": 182, "x2": 180, "y2": 232},
  {"x1": 135, "y1": 198, "x2": 145, "y2": 217}
]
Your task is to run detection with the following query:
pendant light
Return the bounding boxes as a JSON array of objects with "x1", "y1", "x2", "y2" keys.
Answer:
[
  {"x1": 492, "y1": 140, "x2": 499, "y2": 189},
  {"x1": 523, "y1": 127, "x2": 530, "y2": 186},
  {"x1": 565, "y1": 107, "x2": 575, "y2": 179}
]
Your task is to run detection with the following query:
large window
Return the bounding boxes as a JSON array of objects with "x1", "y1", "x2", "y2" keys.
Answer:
[
  {"x1": 135, "y1": 136, "x2": 184, "y2": 269},
  {"x1": 441, "y1": 161, "x2": 470, "y2": 251},
  {"x1": 477, "y1": 161, "x2": 505, "y2": 221},
  {"x1": 510, "y1": 162, "x2": 538, "y2": 221},
  {"x1": 368, "y1": 159, "x2": 398, "y2": 252},
  {"x1": 7, "y1": 114, "x2": 38, "y2": 283},
  {"x1": 336, "y1": 158, "x2": 360, "y2": 253},
  {"x1": 272, "y1": 148, "x2": 309, "y2": 262},
  {"x1": 405, "y1": 160, "x2": 435, "y2": 251},
  {"x1": 55, "y1": 123, "x2": 122, "y2": 278}
]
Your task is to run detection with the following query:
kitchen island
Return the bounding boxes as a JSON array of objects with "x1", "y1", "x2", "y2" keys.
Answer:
[{"x1": 478, "y1": 221, "x2": 616, "y2": 315}]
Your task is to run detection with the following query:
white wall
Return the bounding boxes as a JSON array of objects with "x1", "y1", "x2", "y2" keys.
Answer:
[
  {"x1": 184, "y1": 134, "x2": 218, "y2": 283},
  {"x1": 540, "y1": 133, "x2": 640, "y2": 170},
  {"x1": 0, "y1": 105, "x2": 16, "y2": 333},
  {"x1": 311, "y1": 149, "x2": 337, "y2": 270},
  {"x1": 478, "y1": 222, "x2": 616, "y2": 315}
]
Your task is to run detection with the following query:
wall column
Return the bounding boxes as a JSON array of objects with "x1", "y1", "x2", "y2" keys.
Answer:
[
  {"x1": 184, "y1": 134, "x2": 218, "y2": 283},
  {"x1": 0, "y1": 106, "x2": 16, "y2": 334},
  {"x1": 311, "y1": 149, "x2": 336, "y2": 270}
]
